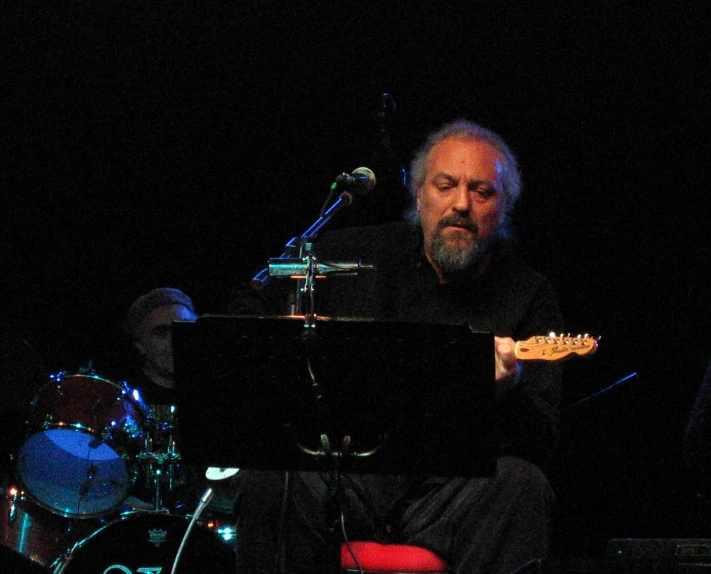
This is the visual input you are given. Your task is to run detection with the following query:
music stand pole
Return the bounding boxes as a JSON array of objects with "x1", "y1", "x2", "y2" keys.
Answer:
[{"x1": 318, "y1": 434, "x2": 352, "y2": 573}]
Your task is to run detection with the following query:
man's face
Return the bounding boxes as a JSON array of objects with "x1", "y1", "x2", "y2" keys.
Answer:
[
  {"x1": 417, "y1": 137, "x2": 506, "y2": 277},
  {"x1": 134, "y1": 304, "x2": 197, "y2": 379}
]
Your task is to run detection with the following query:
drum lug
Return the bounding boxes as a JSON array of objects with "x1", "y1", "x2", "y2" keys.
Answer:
[
  {"x1": 100, "y1": 427, "x2": 114, "y2": 444},
  {"x1": 125, "y1": 416, "x2": 144, "y2": 441},
  {"x1": 78, "y1": 361, "x2": 96, "y2": 376},
  {"x1": 50, "y1": 370, "x2": 69, "y2": 394},
  {"x1": 129, "y1": 462, "x2": 141, "y2": 485},
  {"x1": 52, "y1": 370, "x2": 69, "y2": 381},
  {"x1": 7, "y1": 487, "x2": 19, "y2": 525}
]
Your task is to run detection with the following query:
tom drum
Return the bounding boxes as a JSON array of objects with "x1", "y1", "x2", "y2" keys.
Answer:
[{"x1": 17, "y1": 372, "x2": 147, "y2": 518}]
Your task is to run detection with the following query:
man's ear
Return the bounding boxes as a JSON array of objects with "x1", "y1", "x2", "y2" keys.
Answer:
[
  {"x1": 133, "y1": 340, "x2": 145, "y2": 357},
  {"x1": 416, "y1": 189, "x2": 422, "y2": 211}
]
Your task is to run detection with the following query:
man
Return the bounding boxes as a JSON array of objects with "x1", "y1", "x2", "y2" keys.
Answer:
[
  {"x1": 119, "y1": 287, "x2": 199, "y2": 510},
  {"x1": 122, "y1": 287, "x2": 198, "y2": 417},
  {"x1": 232, "y1": 119, "x2": 564, "y2": 573},
  {"x1": 120, "y1": 287, "x2": 239, "y2": 563}
]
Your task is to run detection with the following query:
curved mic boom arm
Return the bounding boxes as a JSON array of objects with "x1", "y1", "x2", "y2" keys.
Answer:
[{"x1": 250, "y1": 171, "x2": 375, "y2": 325}]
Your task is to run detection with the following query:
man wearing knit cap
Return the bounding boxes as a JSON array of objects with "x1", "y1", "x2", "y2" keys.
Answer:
[
  {"x1": 123, "y1": 287, "x2": 197, "y2": 394},
  {"x1": 120, "y1": 288, "x2": 198, "y2": 510},
  {"x1": 122, "y1": 288, "x2": 239, "y2": 550}
]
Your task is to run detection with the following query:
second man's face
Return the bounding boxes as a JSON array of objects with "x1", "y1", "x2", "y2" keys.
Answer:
[{"x1": 135, "y1": 304, "x2": 197, "y2": 380}]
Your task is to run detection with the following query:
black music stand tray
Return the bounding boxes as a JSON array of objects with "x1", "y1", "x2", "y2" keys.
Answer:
[{"x1": 173, "y1": 315, "x2": 498, "y2": 570}]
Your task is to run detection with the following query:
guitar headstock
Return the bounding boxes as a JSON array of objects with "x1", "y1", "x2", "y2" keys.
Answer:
[{"x1": 514, "y1": 332, "x2": 599, "y2": 362}]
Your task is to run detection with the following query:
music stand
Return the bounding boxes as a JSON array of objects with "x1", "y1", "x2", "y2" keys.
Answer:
[{"x1": 173, "y1": 315, "x2": 498, "y2": 570}]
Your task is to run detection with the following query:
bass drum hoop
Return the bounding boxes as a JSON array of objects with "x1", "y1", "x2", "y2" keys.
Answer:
[{"x1": 54, "y1": 510, "x2": 236, "y2": 573}]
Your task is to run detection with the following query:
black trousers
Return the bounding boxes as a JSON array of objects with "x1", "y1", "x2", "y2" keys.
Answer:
[{"x1": 235, "y1": 456, "x2": 554, "y2": 574}]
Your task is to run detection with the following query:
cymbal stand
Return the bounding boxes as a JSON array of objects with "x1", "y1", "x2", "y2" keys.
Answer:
[{"x1": 137, "y1": 405, "x2": 182, "y2": 512}]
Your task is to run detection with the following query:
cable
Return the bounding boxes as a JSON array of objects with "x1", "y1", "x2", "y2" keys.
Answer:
[
  {"x1": 273, "y1": 470, "x2": 291, "y2": 574},
  {"x1": 340, "y1": 509, "x2": 364, "y2": 574},
  {"x1": 563, "y1": 372, "x2": 638, "y2": 411}
]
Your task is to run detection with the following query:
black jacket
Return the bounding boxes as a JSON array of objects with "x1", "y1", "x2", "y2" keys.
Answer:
[{"x1": 231, "y1": 221, "x2": 564, "y2": 470}]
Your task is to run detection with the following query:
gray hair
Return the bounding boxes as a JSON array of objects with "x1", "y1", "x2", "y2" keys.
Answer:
[{"x1": 406, "y1": 119, "x2": 522, "y2": 234}]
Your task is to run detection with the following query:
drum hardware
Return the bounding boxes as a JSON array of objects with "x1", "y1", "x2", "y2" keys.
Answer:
[
  {"x1": 136, "y1": 405, "x2": 182, "y2": 512},
  {"x1": 7, "y1": 485, "x2": 19, "y2": 523},
  {"x1": 201, "y1": 517, "x2": 237, "y2": 546},
  {"x1": 4, "y1": 366, "x2": 237, "y2": 571},
  {"x1": 200, "y1": 467, "x2": 239, "y2": 549},
  {"x1": 135, "y1": 458, "x2": 182, "y2": 513}
]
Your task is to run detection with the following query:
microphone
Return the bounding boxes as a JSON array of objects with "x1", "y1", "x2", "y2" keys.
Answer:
[{"x1": 334, "y1": 167, "x2": 376, "y2": 193}]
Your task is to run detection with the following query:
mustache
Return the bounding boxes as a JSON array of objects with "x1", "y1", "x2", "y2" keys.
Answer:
[{"x1": 437, "y1": 214, "x2": 478, "y2": 233}]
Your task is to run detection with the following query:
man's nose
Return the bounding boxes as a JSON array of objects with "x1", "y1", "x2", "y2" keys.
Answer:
[{"x1": 451, "y1": 185, "x2": 471, "y2": 212}]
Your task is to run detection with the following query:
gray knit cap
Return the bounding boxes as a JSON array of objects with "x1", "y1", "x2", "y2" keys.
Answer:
[{"x1": 122, "y1": 287, "x2": 195, "y2": 337}]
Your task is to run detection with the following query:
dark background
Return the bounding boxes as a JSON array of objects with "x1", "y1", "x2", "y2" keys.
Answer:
[{"x1": 2, "y1": 0, "x2": 709, "y2": 560}]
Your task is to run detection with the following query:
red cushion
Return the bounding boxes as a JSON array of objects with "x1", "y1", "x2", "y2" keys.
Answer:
[{"x1": 341, "y1": 541, "x2": 450, "y2": 572}]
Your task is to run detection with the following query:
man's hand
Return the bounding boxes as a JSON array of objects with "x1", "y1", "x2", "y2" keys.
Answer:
[{"x1": 494, "y1": 336, "x2": 521, "y2": 401}]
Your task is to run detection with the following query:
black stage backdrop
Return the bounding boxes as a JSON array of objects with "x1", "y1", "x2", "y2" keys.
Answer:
[{"x1": 1, "y1": 0, "x2": 709, "y2": 559}]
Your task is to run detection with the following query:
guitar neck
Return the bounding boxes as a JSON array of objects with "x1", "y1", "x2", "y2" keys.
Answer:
[{"x1": 514, "y1": 333, "x2": 598, "y2": 362}]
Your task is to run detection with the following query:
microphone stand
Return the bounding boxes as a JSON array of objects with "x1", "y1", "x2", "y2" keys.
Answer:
[
  {"x1": 373, "y1": 92, "x2": 407, "y2": 190},
  {"x1": 250, "y1": 187, "x2": 371, "y2": 326},
  {"x1": 170, "y1": 487, "x2": 215, "y2": 574},
  {"x1": 251, "y1": 188, "x2": 356, "y2": 288},
  {"x1": 249, "y1": 177, "x2": 376, "y2": 572}
]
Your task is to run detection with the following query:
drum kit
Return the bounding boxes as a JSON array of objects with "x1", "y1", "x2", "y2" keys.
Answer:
[{"x1": 1, "y1": 370, "x2": 236, "y2": 573}]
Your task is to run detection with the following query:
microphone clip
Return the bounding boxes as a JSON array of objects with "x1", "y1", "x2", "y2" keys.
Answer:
[{"x1": 333, "y1": 167, "x2": 376, "y2": 194}]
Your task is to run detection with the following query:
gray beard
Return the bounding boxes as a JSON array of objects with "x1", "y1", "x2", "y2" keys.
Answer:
[{"x1": 429, "y1": 231, "x2": 485, "y2": 275}]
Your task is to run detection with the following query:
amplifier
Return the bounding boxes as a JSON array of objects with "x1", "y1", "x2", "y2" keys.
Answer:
[
  {"x1": 544, "y1": 554, "x2": 711, "y2": 573},
  {"x1": 607, "y1": 538, "x2": 711, "y2": 564}
]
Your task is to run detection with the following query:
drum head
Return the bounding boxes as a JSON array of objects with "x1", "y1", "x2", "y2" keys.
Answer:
[
  {"x1": 58, "y1": 511, "x2": 236, "y2": 573},
  {"x1": 18, "y1": 430, "x2": 130, "y2": 517}
]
